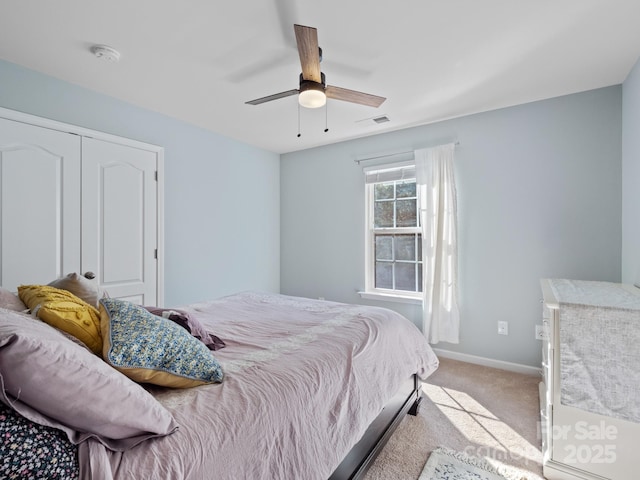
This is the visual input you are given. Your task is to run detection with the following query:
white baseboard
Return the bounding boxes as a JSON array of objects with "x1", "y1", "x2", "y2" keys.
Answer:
[{"x1": 432, "y1": 348, "x2": 541, "y2": 376}]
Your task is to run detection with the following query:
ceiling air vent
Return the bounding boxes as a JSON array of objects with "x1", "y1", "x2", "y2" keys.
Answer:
[{"x1": 372, "y1": 116, "x2": 390, "y2": 124}]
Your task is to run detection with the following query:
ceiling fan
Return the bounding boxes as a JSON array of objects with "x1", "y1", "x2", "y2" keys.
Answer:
[{"x1": 245, "y1": 24, "x2": 386, "y2": 109}]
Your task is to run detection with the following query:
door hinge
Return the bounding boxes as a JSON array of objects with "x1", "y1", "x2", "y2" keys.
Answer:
[
  {"x1": 154, "y1": 249, "x2": 158, "y2": 259},
  {"x1": 154, "y1": 171, "x2": 158, "y2": 181}
]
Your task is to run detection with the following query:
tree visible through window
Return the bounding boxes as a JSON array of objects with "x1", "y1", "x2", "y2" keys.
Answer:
[{"x1": 369, "y1": 178, "x2": 422, "y2": 294}]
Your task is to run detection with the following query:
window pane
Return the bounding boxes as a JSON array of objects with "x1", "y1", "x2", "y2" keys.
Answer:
[
  {"x1": 395, "y1": 263, "x2": 416, "y2": 291},
  {"x1": 394, "y1": 235, "x2": 416, "y2": 261},
  {"x1": 374, "y1": 201, "x2": 394, "y2": 228},
  {"x1": 396, "y1": 181, "x2": 416, "y2": 198},
  {"x1": 375, "y1": 235, "x2": 393, "y2": 260},
  {"x1": 369, "y1": 178, "x2": 422, "y2": 295},
  {"x1": 374, "y1": 183, "x2": 394, "y2": 200},
  {"x1": 396, "y1": 199, "x2": 417, "y2": 227},
  {"x1": 375, "y1": 262, "x2": 393, "y2": 289}
]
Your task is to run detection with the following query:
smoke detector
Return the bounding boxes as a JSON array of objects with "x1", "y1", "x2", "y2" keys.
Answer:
[{"x1": 90, "y1": 45, "x2": 121, "y2": 63}]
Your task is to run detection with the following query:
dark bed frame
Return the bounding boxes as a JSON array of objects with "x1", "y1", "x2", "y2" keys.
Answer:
[{"x1": 328, "y1": 375, "x2": 422, "y2": 480}]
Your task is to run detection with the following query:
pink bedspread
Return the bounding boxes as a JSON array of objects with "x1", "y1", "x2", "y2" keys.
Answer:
[{"x1": 79, "y1": 292, "x2": 438, "y2": 480}]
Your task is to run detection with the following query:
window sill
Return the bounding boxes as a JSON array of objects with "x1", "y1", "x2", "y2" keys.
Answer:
[{"x1": 358, "y1": 291, "x2": 423, "y2": 305}]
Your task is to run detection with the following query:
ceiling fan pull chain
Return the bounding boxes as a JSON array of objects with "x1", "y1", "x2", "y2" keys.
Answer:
[
  {"x1": 297, "y1": 102, "x2": 301, "y2": 138},
  {"x1": 324, "y1": 102, "x2": 329, "y2": 133}
]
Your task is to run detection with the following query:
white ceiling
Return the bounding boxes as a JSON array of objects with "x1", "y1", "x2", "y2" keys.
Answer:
[{"x1": 1, "y1": 1, "x2": 639, "y2": 154}]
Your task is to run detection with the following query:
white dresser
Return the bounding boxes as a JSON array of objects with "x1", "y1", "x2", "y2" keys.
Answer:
[{"x1": 540, "y1": 279, "x2": 640, "y2": 480}]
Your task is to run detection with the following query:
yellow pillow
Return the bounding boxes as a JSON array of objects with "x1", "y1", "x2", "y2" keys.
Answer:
[{"x1": 18, "y1": 285, "x2": 102, "y2": 355}]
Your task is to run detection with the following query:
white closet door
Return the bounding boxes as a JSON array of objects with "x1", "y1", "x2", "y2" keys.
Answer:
[
  {"x1": 81, "y1": 137, "x2": 158, "y2": 305},
  {"x1": 0, "y1": 117, "x2": 81, "y2": 291}
]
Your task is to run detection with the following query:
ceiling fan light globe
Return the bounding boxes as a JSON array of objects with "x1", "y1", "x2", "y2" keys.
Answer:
[{"x1": 299, "y1": 89, "x2": 326, "y2": 108}]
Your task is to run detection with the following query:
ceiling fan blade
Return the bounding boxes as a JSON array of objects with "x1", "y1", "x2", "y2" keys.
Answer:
[
  {"x1": 325, "y1": 85, "x2": 386, "y2": 108},
  {"x1": 294, "y1": 24, "x2": 321, "y2": 83},
  {"x1": 245, "y1": 89, "x2": 299, "y2": 105}
]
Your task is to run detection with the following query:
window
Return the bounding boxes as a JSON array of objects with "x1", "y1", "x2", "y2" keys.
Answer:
[{"x1": 363, "y1": 164, "x2": 423, "y2": 302}]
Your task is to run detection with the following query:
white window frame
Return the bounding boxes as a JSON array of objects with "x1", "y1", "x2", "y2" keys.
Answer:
[{"x1": 360, "y1": 162, "x2": 423, "y2": 305}]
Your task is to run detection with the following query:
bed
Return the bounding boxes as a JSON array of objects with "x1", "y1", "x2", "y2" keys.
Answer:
[{"x1": 0, "y1": 287, "x2": 438, "y2": 479}]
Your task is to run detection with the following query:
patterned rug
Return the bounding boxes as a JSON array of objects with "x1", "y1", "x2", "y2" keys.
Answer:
[{"x1": 419, "y1": 447, "x2": 532, "y2": 480}]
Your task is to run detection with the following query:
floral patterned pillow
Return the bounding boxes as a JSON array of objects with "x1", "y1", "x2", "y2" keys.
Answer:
[
  {"x1": 0, "y1": 402, "x2": 79, "y2": 479},
  {"x1": 100, "y1": 298, "x2": 224, "y2": 388}
]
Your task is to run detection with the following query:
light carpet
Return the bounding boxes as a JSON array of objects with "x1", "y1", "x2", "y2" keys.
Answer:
[
  {"x1": 419, "y1": 446, "x2": 535, "y2": 480},
  {"x1": 363, "y1": 358, "x2": 544, "y2": 480}
]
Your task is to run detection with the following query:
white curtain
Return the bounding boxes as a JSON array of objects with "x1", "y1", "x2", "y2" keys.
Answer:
[{"x1": 415, "y1": 143, "x2": 460, "y2": 344}]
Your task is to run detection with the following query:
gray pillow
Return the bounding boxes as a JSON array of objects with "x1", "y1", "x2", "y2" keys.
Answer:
[
  {"x1": 48, "y1": 272, "x2": 106, "y2": 308},
  {"x1": 0, "y1": 308, "x2": 178, "y2": 451}
]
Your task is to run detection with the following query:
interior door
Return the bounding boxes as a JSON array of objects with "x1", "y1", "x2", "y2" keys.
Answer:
[
  {"x1": 0, "y1": 117, "x2": 81, "y2": 291},
  {"x1": 81, "y1": 137, "x2": 158, "y2": 305}
]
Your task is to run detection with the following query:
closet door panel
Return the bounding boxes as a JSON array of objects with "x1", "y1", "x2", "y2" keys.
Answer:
[
  {"x1": 0, "y1": 117, "x2": 80, "y2": 291},
  {"x1": 81, "y1": 137, "x2": 157, "y2": 305}
]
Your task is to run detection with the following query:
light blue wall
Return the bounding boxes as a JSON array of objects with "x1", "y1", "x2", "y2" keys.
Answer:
[
  {"x1": 1, "y1": 57, "x2": 627, "y2": 368},
  {"x1": 622, "y1": 58, "x2": 640, "y2": 285},
  {"x1": 281, "y1": 87, "x2": 622, "y2": 367},
  {"x1": 0, "y1": 60, "x2": 280, "y2": 306}
]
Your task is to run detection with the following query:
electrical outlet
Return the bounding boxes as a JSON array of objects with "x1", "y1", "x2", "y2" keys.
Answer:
[
  {"x1": 535, "y1": 324, "x2": 548, "y2": 341},
  {"x1": 498, "y1": 321, "x2": 508, "y2": 335}
]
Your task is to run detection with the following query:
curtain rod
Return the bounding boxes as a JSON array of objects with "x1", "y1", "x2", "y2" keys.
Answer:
[{"x1": 353, "y1": 141, "x2": 460, "y2": 165}]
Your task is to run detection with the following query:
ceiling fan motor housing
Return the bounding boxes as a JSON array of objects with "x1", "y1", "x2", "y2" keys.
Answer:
[
  {"x1": 299, "y1": 72, "x2": 326, "y2": 90},
  {"x1": 298, "y1": 72, "x2": 327, "y2": 108}
]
